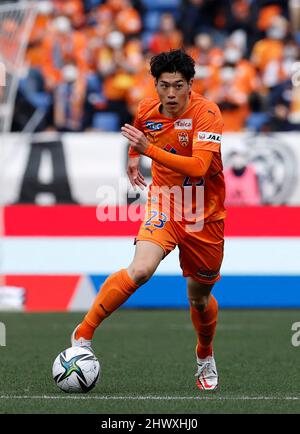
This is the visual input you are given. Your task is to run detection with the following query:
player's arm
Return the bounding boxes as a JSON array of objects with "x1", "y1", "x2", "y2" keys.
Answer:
[
  {"x1": 128, "y1": 107, "x2": 143, "y2": 159},
  {"x1": 126, "y1": 113, "x2": 147, "y2": 189},
  {"x1": 143, "y1": 145, "x2": 213, "y2": 177},
  {"x1": 127, "y1": 156, "x2": 146, "y2": 189},
  {"x1": 122, "y1": 103, "x2": 223, "y2": 178},
  {"x1": 122, "y1": 124, "x2": 213, "y2": 178}
]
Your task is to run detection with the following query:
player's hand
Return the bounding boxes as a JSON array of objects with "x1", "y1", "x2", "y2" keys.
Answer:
[
  {"x1": 121, "y1": 124, "x2": 149, "y2": 155},
  {"x1": 127, "y1": 157, "x2": 147, "y2": 190}
]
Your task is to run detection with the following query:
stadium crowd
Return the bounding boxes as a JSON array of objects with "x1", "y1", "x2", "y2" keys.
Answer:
[{"x1": 11, "y1": 0, "x2": 300, "y2": 133}]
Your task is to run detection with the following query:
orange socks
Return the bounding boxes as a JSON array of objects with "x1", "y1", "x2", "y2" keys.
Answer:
[
  {"x1": 190, "y1": 295, "x2": 218, "y2": 359},
  {"x1": 76, "y1": 269, "x2": 139, "y2": 340},
  {"x1": 76, "y1": 268, "x2": 218, "y2": 358}
]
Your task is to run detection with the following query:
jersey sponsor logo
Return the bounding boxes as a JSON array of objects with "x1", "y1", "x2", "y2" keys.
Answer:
[
  {"x1": 197, "y1": 132, "x2": 221, "y2": 143},
  {"x1": 174, "y1": 119, "x2": 192, "y2": 130},
  {"x1": 178, "y1": 132, "x2": 189, "y2": 147},
  {"x1": 146, "y1": 121, "x2": 163, "y2": 131}
]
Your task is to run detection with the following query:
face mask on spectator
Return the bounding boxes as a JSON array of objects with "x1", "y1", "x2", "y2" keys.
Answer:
[
  {"x1": 229, "y1": 30, "x2": 247, "y2": 54},
  {"x1": 284, "y1": 46, "x2": 298, "y2": 60},
  {"x1": 267, "y1": 25, "x2": 286, "y2": 40},
  {"x1": 224, "y1": 48, "x2": 242, "y2": 65},
  {"x1": 62, "y1": 64, "x2": 78, "y2": 82},
  {"x1": 53, "y1": 16, "x2": 71, "y2": 34},
  {"x1": 220, "y1": 66, "x2": 235, "y2": 82},
  {"x1": 232, "y1": 154, "x2": 247, "y2": 170},
  {"x1": 160, "y1": 15, "x2": 175, "y2": 32},
  {"x1": 37, "y1": 1, "x2": 53, "y2": 15},
  {"x1": 195, "y1": 65, "x2": 211, "y2": 79},
  {"x1": 195, "y1": 34, "x2": 212, "y2": 51},
  {"x1": 106, "y1": 31, "x2": 125, "y2": 50}
]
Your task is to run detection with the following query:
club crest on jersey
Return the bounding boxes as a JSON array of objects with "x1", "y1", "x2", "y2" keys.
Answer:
[
  {"x1": 178, "y1": 132, "x2": 189, "y2": 147},
  {"x1": 197, "y1": 132, "x2": 221, "y2": 143},
  {"x1": 174, "y1": 119, "x2": 192, "y2": 130},
  {"x1": 146, "y1": 121, "x2": 163, "y2": 131}
]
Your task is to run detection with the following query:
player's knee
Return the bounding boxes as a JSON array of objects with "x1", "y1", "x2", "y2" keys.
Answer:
[
  {"x1": 128, "y1": 264, "x2": 154, "y2": 285},
  {"x1": 189, "y1": 297, "x2": 209, "y2": 312}
]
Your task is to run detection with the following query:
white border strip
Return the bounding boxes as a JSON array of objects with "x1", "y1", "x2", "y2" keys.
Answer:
[
  {"x1": 1, "y1": 237, "x2": 300, "y2": 275},
  {"x1": 0, "y1": 395, "x2": 300, "y2": 401}
]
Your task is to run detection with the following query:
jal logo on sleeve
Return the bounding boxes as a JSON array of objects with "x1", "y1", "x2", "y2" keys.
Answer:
[
  {"x1": 174, "y1": 119, "x2": 192, "y2": 130},
  {"x1": 197, "y1": 132, "x2": 221, "y2": 143}
]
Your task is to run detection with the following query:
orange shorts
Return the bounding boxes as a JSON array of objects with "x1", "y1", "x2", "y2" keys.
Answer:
[{"x1": 135, "y1": 208, "x2": 224, "y2": 285}]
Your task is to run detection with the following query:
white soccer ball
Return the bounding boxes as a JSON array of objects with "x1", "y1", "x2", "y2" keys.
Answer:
[{"x1": 52, "y1": 346, "x2": 100, "y2": 393}]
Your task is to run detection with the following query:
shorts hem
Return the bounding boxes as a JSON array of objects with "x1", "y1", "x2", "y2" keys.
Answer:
[
  {"x1": 135, "y1": 237, "x2": 169, "y2": 257},
  {"x1": 183, "y1": 272, "x2": 221, "y2": 285}
]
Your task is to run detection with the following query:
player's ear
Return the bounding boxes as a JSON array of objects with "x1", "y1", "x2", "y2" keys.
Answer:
[{"x1": 189, "y1": 79, "x2": 194, "y2": 89}]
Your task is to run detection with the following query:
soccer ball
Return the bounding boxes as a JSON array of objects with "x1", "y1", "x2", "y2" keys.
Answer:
[{"x1": 52, "y1": 346, "x2": 100, "y2": 393}]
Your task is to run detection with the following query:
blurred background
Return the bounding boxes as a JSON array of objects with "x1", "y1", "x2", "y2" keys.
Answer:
[
  {"x1": 0, "y1": 0, "x2": 300, "y2": 312},
  {"x1": 4, "y1": 0, "x2": 300, "y2": 135}
]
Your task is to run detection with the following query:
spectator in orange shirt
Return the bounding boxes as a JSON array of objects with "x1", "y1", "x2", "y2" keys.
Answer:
[
  {"x1": 148, "y1": 13, "x2": 183, "y2": 54},
  {"x1": 126, "y1": 52, "x2": 157, "y2": 115},
  {"x1": 188, "y1": 33, "x2": 223, "y2": 96},
  {"x1": 95, "y1": 30, "x2": 139, "y2": 126},
  {"x1": 207, "y1": 41, "x2": 259, "y2": 131},
  {"x1": 26, "y1": 1, "x2": 54, "y2": 68},
  {"x1": 87, "y1": 0, "x2": 141, "y2": 57},
  {"x1": 53, "y1": 0, "x2": 85, "y2": 29},
  {"x1": 84, "y1": 2, "x2": 115, "y2": 51},
  {"x1": 96, "y1": 0, "x2": 142, "y2": 35},
  {"x1": 41, "y1": 16, "x2": 88, "y2": 90},
  {"x1": 251, "y1": 15, "x2": 289, "y2": 89},
  {"x1": 188, "y1": 33, "x2": 224, "y2": 68},
  {"x1": 256, "y1": 4, "x2": 283, "y2": 32},
  {"x1": 115, "y1": 0, "x2": 142, "y2": 35}
]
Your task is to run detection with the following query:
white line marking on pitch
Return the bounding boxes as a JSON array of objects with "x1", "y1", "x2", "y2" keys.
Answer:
[{"x1": 1, "y1": 395, "x2": 300, "y2": 401}]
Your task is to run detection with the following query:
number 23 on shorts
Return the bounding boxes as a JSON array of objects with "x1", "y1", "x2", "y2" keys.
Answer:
[{"x1": 145, "y1": 210, "x2": 168, "y2": 229}]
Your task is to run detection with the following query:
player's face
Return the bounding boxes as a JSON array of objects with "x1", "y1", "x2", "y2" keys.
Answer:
[{"x1": 155, "y1": 72, "x2": 192, "y2": 118}]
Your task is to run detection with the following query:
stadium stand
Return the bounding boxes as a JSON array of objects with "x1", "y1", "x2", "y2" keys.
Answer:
[{"x1": 9, "y1": 0, "x2": 300, "y2": 133}]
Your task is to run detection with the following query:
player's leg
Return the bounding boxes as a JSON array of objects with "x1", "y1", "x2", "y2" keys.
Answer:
[
  {"x1": 187, "y1": 278, "x2": 218, "y2": 360},
  {"x1": 178, "y1": 219, "x2": 224, "y2": 390},
  {"x1": 187, "y1": 278, "x2": 219, "y2": 391},
  {"x1": 73, "y1": 241, "x2": 164, "y2": 345}
]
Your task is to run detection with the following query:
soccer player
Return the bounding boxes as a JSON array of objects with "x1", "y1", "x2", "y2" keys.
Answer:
[{"x1": 72, "y1": 49, "x2": 225, "y2": 391}]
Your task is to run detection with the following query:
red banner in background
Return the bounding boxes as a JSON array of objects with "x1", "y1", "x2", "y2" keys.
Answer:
[
  {"x1": 5, "y1": 275, "x2": 81, "y2": 312},
  {"x1": 3, "y1": 205, "x2": 300, "y2": 237}
]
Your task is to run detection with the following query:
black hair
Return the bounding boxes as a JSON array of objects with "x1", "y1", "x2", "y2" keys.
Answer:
[{"x1": 150, "y1": 49, "x2": 195, "y2": 82}]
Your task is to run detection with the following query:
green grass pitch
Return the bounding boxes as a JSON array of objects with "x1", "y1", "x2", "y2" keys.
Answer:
[{"x1": 1, "y1": 309, "x2": 300, "y2": 414}]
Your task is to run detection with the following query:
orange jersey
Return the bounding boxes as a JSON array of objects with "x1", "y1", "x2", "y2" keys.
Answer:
[{"x1": 130, "y1": 91, "x2": 226, "y2": 224}]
